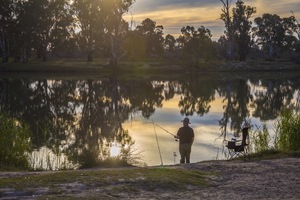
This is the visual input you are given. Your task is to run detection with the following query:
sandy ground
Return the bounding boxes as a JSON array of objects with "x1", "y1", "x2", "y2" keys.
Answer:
[
  {"x1": 177, "y1": 157, "x2": 300, "y2": 200},
  {"x1": 0, "y1": 157, "x2": 299, "y2": 199}
]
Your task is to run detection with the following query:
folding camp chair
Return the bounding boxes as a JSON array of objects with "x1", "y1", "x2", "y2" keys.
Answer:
[{"x1": 226, "y1": 127, "x2": 250, "y2": 160}]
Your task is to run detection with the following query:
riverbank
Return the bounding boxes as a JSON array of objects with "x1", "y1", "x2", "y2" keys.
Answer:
[
  {"x1": 1, "y1": 157, "x2": 299, "y2": 199},
  {"x1": 1, "y1": 59, "x2": 300, "y2": 80}
]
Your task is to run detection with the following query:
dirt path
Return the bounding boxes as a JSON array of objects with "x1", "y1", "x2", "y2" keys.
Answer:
[
  {"x1": 176, "y1": 157, "x2": 300, "y2": 200},
  {"x1": 1, "y1": 157, "x2": 299, "y2": 199}
]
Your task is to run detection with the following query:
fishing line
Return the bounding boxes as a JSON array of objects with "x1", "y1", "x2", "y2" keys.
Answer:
[{"x1": 147, "y1": 121, "x2": 178, "y2": 141}]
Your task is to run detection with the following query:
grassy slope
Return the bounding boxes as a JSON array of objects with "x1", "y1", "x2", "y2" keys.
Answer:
[
  {"x1": 1, "y1": 59, "x2": 300, "y2": 80},
  {"x1": 0, "y1": 167, "x2": 212, "y2": 198}
]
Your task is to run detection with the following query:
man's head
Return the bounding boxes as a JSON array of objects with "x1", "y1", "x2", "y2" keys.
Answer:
[{"x1": 182, "y1": 117, "x2": 190, "y2": 126}]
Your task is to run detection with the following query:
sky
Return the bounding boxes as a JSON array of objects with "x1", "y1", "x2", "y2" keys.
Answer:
[{"x1": 124, "y1": 0, "x2": 300, "y2": 40}]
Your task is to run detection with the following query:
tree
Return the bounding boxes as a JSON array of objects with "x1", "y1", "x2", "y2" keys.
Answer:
[
  {"x1": 123, "y1": 30, "x2": 147, "y2": 59},
  {"x1": 45, "y1": 0, "x2": 74, "y2": 57},
  {"x1": 232, "y1": 0, "x2": 256, "y2": 61},
  {"x1": 178, "y1": 25, "x2": 213, "y2": 65},
  {"x1": 4, "y1": 0, "x2": 74, "y2": 62},
  {"x1": 34, "y1": 0, "x2": 73, "y2": 61},
  {"x1": 253, "y1": 13, "x2": 297, "y2": 58},
  {"x1": 164, "y1": 34, "x2": 176, "y2": 52},
  {"x1": 15, "y1": 0, "x2": 35, "y2": 63},
  {"x1": 290, "y1": 11, "x2": 300, "y2": 63},
  {"x1": 102, "y1": 0, "x2": 135, "y2": 67},
  {"x1": 220, "y1": 0, "x2": 234, "y2": 60},
  {"x1": 0, "y1": 0, "x2": 16, "y2": 63},
  {"x1": 136, "y1": 18, "x2": 164, "y2": 57},
  {"x1": 73, "y1": 0, "x2": 105, "y2": 62}
]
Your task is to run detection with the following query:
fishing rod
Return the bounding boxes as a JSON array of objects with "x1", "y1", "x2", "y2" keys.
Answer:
[
  {"x1": 152, "y1": 119, "x2": 163, "y2": 166},
  {"x1": 148, "y1": 121, "x2": 178, "y2": 141}
]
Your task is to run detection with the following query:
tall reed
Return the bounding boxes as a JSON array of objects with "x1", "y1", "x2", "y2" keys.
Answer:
[
  {"x1": 251, "y1": 124, "x2": 270, "y2": 153},
  {"x1": 274, "y1": 110, "x2": 300, "y2": 151}
]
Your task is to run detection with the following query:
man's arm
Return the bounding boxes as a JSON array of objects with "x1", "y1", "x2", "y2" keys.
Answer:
[{"x1": 175, "y1": 128, "x2": 181, "y2": 139}]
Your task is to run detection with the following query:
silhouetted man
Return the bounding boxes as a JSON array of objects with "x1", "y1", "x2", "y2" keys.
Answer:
[{"x1": 175, "y1": 117, "x2": 194, "y2": 163}]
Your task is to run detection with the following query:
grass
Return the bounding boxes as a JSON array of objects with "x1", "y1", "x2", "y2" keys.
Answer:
[
  {"x1": 1, "y1": 58, "x2": 300, "y2": 80},
  {"x1": 0, "y1": 150, "x2": 298, "y2": 199},
  {"x1": 275, "y1": 110, "x2": 300, "y2": 151},
  {"x1": 0, "y1": 167, "x2": 212, "y2": 194},
  {"x1": 246, "y1": 149, "x2": 300, "y2": 161}
]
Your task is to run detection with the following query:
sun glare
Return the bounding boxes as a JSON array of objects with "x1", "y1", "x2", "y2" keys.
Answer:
[{"x1": 110, "y1": 145, "x2": 121, "y2": 157}]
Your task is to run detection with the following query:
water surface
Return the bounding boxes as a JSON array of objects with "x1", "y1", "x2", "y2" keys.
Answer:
[{"x1": 1, "y1": 71, "x2": 299, "y2": 169}]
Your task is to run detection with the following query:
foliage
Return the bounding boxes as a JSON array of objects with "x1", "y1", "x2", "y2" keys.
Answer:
[
  {"x1": 250, "y1": 124, "x2": 270, "y2": 153},
  {"x1": 1, "y1": 0, "x2": 300, "y2": 65},
  {"x1": 274, "y1": 110, "x2": 300, "y2": 151},
  {"x1": 136, "y1": 18, "x2": 164, "y2": 57},
  {"x1": 232, "y1": 0, "x2": 256, "y2": 61},
  {"x1": 73, "y1": 0, "x2": 105, "y2": 62},
  {"x1": 0, "y1": 114, "x2": 32, "y2": 170},
  {"x1": 249, "y1": 110, "x2": 300, "y2": 155},
  {"x1": 253, "y1": 14, "x2": 298, "y2": 59},
  {"x1": 102, "y1": 0, "x2": 135, "y2": 67},
  {"x1": 164, "y1": 34, "x2": 176, "y2": 52},
  {"x1": 219, "y1": 0, "x2": 234, "y2": 59},
  {"x1": 123, "y1": 30, "x2": 148, "y2": 59},
  {"x1": 219, "y1": 0, "x2": 256, "y2": 61},
  {"x1": 177, "y1": 25, "x2": 214, "y2": 65},
  {"x1": 12, "y1": 0, "x2": 73, "y2": 62}
]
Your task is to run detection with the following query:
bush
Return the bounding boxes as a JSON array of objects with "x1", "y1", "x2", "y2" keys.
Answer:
[
  {"x1": 274, "y1": 110, "x2": 300, "y2": 151},
  {"x1": 0, "y1": 114, "x2": 32, "y2": 170},
  {"x1": 251, "y1": 124, "x2": 270, "y2": 153}
]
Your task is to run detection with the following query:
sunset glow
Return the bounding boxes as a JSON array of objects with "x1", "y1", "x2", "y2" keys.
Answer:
[{"x1": 125, "y1": 0, "x2": 300, "y2": 40}]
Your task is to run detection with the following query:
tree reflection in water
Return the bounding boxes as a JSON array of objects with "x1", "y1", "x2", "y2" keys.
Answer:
[{"x1": 0, "y1": 75, "x2": 299, "y2": 169}]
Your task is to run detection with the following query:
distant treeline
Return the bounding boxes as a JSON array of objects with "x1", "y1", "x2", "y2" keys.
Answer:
[{"x1": 0, "y1": 0, "x2": 300, "y2": 66}]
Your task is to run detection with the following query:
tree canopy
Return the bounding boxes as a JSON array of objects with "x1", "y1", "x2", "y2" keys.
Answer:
[{"x1": 0, "y1": 0, "x2": 299, "y2": 66}]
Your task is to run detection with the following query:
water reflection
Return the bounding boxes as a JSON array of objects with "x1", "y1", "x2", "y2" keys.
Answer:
[{"x1": 0, "y1": 75, "x2": 299, "y2": 169}]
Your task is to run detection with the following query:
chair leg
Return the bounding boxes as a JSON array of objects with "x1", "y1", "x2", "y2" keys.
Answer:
[{"x1": 228, "y1": 149, "x2": 238, "y2": 160}]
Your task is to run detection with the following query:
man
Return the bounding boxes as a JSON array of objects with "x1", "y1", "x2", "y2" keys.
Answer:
[{"x1": 175, "y1": 117, "x2": 194, "y2": 163}]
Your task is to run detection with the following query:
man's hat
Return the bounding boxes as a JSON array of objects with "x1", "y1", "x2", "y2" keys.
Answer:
[{"x1": 182, "y1": 117, "x2": 191, "y2": 124}]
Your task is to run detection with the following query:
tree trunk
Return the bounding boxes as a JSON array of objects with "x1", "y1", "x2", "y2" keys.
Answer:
[
  {"x1": 21, "y1": 45, "x2": 29, "y2": 63},
  {"x1": 109, "y1": 35, "x2": 119, "y2": 67},
  {"x1": 239, "y1": 41, "x2": 247, "y2": 61},
  {"x1": 1, "y1": 35, "x2": 9, "y2": 63},
  {"x1": 87, "y1": 51, "x2": 93, "y2": 62},
  {"x1": 42, "y1": 49, "x2": 47, "y2": 62},
  {"x1": 268, "y1": 43, "x2": 274, "y2": 57},
  {"x1": 227, "y1": 41, "x2": 233, "y2": 60}
]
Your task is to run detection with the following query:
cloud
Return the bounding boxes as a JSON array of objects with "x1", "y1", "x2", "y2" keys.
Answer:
[
  {"x1": 250, "y1": 0, "x2": 300, "y2": 17},
  {"x1": 125, "y1": 0, "x2": 300, "y2": 40},
  {"x1": 126, "y1": 2, "x2": 224, "y2": 39},
  {"x1": 130, "y1": 0, "x2": 219, "y2": 13}
]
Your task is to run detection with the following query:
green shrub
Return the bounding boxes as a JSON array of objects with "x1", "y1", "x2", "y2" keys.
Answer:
[
  {"x1": 274, "y1": 110, "x2": 300, "y2": 151},
  {"x1": 251, "y1": 124, "x2": 270, "y2": 153},
  {"x1": 0, "y1": 114, "x2": 32, "y2": 170},
  {"x1": 250, "y1": 110, "x2": 300, "y2": 155}
]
